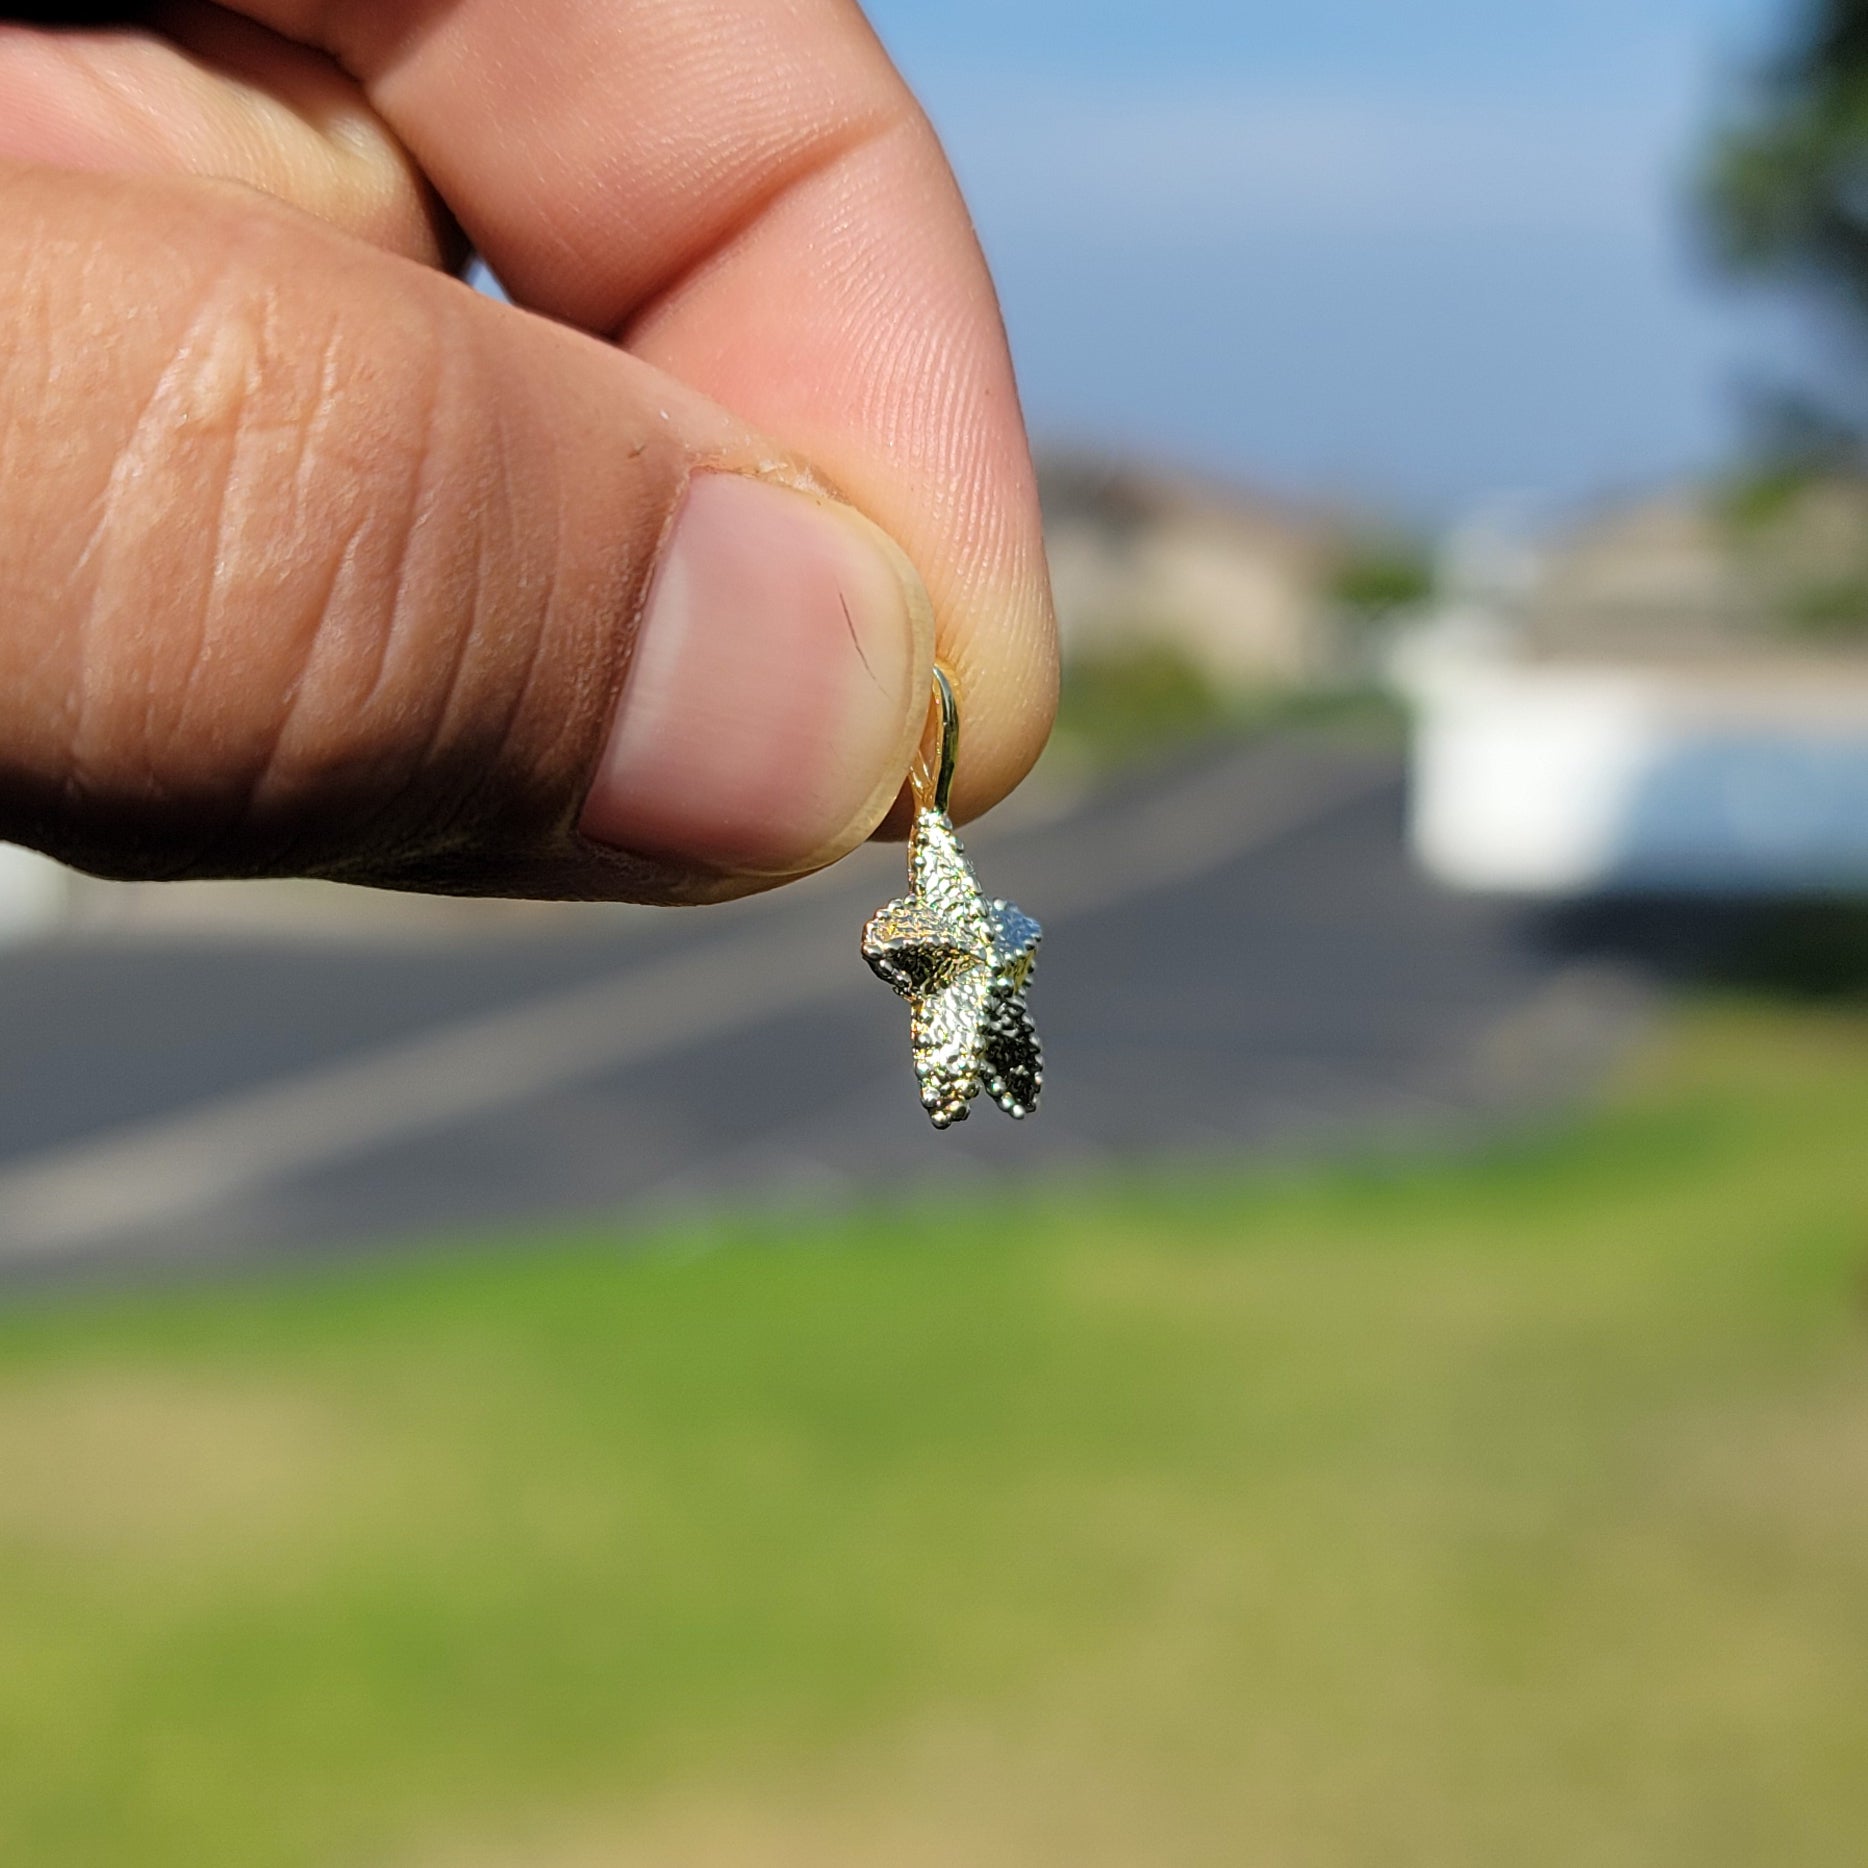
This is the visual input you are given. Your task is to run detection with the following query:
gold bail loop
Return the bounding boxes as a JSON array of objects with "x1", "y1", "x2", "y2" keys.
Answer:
[{"x1": 909, "y1": 665, "x2": 960, "y2": 818}]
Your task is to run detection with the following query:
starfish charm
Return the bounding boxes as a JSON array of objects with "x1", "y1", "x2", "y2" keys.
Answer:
[
  {"x1": 863, "y1": 808, "x2": 1042, "y2": 1127},
  {"x1": 862, "y1": 671, "x2": 1043, "y2": 1137}
]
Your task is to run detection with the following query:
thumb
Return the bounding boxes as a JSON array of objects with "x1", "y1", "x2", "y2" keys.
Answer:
[{"x1": 0, "y1": 162, "x2": 935, "y2": 903}]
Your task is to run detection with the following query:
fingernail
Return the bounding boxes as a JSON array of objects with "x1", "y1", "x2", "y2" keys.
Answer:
[{"x1": 580, "y1": 474, "x2": 932, "y2": 876}]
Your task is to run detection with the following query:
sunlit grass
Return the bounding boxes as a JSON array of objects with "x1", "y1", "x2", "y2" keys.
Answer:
[{"x1": 1, "y1": 1002, "x2": 1866, "y2": 1866}]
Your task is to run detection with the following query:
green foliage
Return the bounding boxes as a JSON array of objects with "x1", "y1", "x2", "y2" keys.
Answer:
[
  {"x1": 1051, "y1": 639, "x2": 1236, "y2": 765},
  {"x1": 1708, "y1": 465, "x2": 1868, "y2": 640},
  {"x1": 1785, "y1": 570, "x2": 1868, "y2": 635},
  {"x1": 1712, "y1": 458, "x2": 1826, "y2": 532},
  {"x1": 1700, "y1": 2, "x2": 1868, "y2": 462},
  {"x1": 2, "y1": 1004, "x2": 1868, "y2": 1862},
  {"x1": 1703, "y1": 0, "x2": 1868, "y2": 316},
  {"x1": 1328, "y1": 534, "x2": 1436, "y2": 621},
  {"x1": 1052, "y1": 642, "x2": 1404, "y2": 771}
]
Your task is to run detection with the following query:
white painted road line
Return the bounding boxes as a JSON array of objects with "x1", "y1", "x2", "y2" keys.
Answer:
[
  {"x1": 0, "y1": 748, "x2": 1390, "y2": 1261},
  {"x1": 1023, "y1": 743, "x2": 1387, "y2": 918}
]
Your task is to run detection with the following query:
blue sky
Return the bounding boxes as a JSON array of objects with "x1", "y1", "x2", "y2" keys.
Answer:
[{"x1": 862, "y1": 0, "x2": 1792, "y2": 515}]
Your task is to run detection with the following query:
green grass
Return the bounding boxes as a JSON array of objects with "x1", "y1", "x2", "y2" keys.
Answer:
[
  {"x1": 1049, "y1": 641, "x2": 1404, "y2": 771},
  {"x1": 2, "y1": 1004, "x2": 1868, "y2": 1866}
]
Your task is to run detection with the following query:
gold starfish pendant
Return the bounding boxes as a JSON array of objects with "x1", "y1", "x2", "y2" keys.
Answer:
[{"x1": 862, "y1": 668, "x2": 1043, "y2": 1128}]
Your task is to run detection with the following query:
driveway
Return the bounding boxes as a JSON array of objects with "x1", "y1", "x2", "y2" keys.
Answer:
[{"x1": 0, "y1": 737, "x2": 1649, "y2": 1273}]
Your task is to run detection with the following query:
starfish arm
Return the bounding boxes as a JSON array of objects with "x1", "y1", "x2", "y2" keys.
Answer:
[
  {"x1": 911, "y1": 815, "x2": 993, "y2": 942},
  {"x1": 982, "y1": 984, "x2": 1043, "y2": 1118},
  {"x1": 911, "y1": 969, "x2": 993, "y2": 1128},
  {"x1": 989, "y1": 901, "x2": 1042, "y2": 993},
  {"x1": 862, "y1": 896, "x2": 982, "y2": 999}
]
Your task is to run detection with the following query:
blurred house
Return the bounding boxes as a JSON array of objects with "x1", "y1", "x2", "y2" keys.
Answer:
[
  {"x1": 1399, "y1": 482, "x2": 1868, "y2": 895},
  {"x1": 1039, "y1": 454, "x2": 1341, "y2": 688}
]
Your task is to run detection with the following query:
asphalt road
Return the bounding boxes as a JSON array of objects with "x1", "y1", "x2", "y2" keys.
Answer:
[{"x1": 0, "y1": 737, "x2": 1652, "y2": 1274}]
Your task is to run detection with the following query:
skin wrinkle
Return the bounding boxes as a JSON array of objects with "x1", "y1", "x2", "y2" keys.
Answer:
[
  {"x1": 0, "y1": 237, "x2": 85, "y2": 751},
  {"x1": 522, "y1": 403, "x2": 589, "y2": 806},
  {"x1": 341, "y1": 309, "x2": 449, "y2": 732},
  {"x1": 181, "y1": 298, "x2": 331, "y2": 865},
  {"x1": 151, "y1": 275, "x2": 342, "y2": 876},
  {"x1": 437, "y1": 365, "x2": 562, "y2": 847},
  {"x1": 617, "y1": 107, "x2": 919, "y2": 353},
  {"x1": 383, "y1": 320, "x2": 498, "y2": 827},
  {"x1": 352, "y1": 298, "x2": 607, "y2": 876},
  {"x1": 356, "y1": 3, "x2": 908, "y2": 330},
  {"x1": 70, "y1": 253, "x2": 262, "y2": 829},
  {"x1": 170, "y1": 272, "x2": 286, "y2": 752},
  {"x1": 318, "y1": 341, "x2": 722, "y2": 895},
  {"x1": 295, "y1": 369, "x2": 455, "y2": 848},
  {"x1": 0, "y1": 0, "x2": 1057, "y2": 893},
  {"x1": 235, "y1": 286, "x2": 442, "y2": 855},
  {"x1": 61, "y1": 241, "x2": 232, "y2": 586},
  {"x1": 233, "y1": 466, "x2": 384, "y2": 869},
  {"x1": 605, "y1": 104, "x2": 908, "y2": 349},
  {"x1": 300, "y1": 302, "x2": 442, "y2": 731},
  {"x1": 256, "y1": 308, "x2": 357, "y2": 756},
  {"x1": 519, "y1": 398, "x2": 643, "y2": 846},
  {"x1": 409, "y1": 324, "x2": 525, "y2": 855}
]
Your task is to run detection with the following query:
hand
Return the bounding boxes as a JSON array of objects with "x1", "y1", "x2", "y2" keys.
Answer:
[{"x1": 0, "y1": 1, "x2": 1057, "y2": 902}]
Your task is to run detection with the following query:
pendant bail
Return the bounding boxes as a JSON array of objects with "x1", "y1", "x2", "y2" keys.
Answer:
[{"x1": 910, "y1": 665, "x2": 960, "y2": 818}]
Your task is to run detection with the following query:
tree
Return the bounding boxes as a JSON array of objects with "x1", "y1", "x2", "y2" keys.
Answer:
[
  {"x1": 1698, "y1": 9, "x2": 1868, "y2": 641},
  {"x1": 1706, "y1": 1, "x2": 1868, "y2": 325},
  {"x1": 1705, "y1": 2, "x2": 1868, "y2": 464}
]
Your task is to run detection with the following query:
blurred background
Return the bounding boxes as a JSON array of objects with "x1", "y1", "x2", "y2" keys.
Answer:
[{"x1": 3, "y1": 1, "x2": 1868, "y2": 1863}]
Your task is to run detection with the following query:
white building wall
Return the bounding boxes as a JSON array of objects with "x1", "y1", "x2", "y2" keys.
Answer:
[{"x1": 1400, "y1": 637, "x2": 1868, "y2": 895}]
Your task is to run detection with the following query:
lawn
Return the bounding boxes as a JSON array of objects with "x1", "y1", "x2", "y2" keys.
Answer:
[{"x1": 0, "y1": 1002, "x2": 1866, "y2": 1866}]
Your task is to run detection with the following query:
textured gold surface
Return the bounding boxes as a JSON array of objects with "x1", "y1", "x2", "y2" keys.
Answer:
[{"x1": 862, "y1": 808, "x2": 1044, "y2": 1129}]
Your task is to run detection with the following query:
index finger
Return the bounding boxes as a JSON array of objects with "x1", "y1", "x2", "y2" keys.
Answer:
[{"x1": 232, "y1": 0, "x2": 1057, "y2": 819}]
